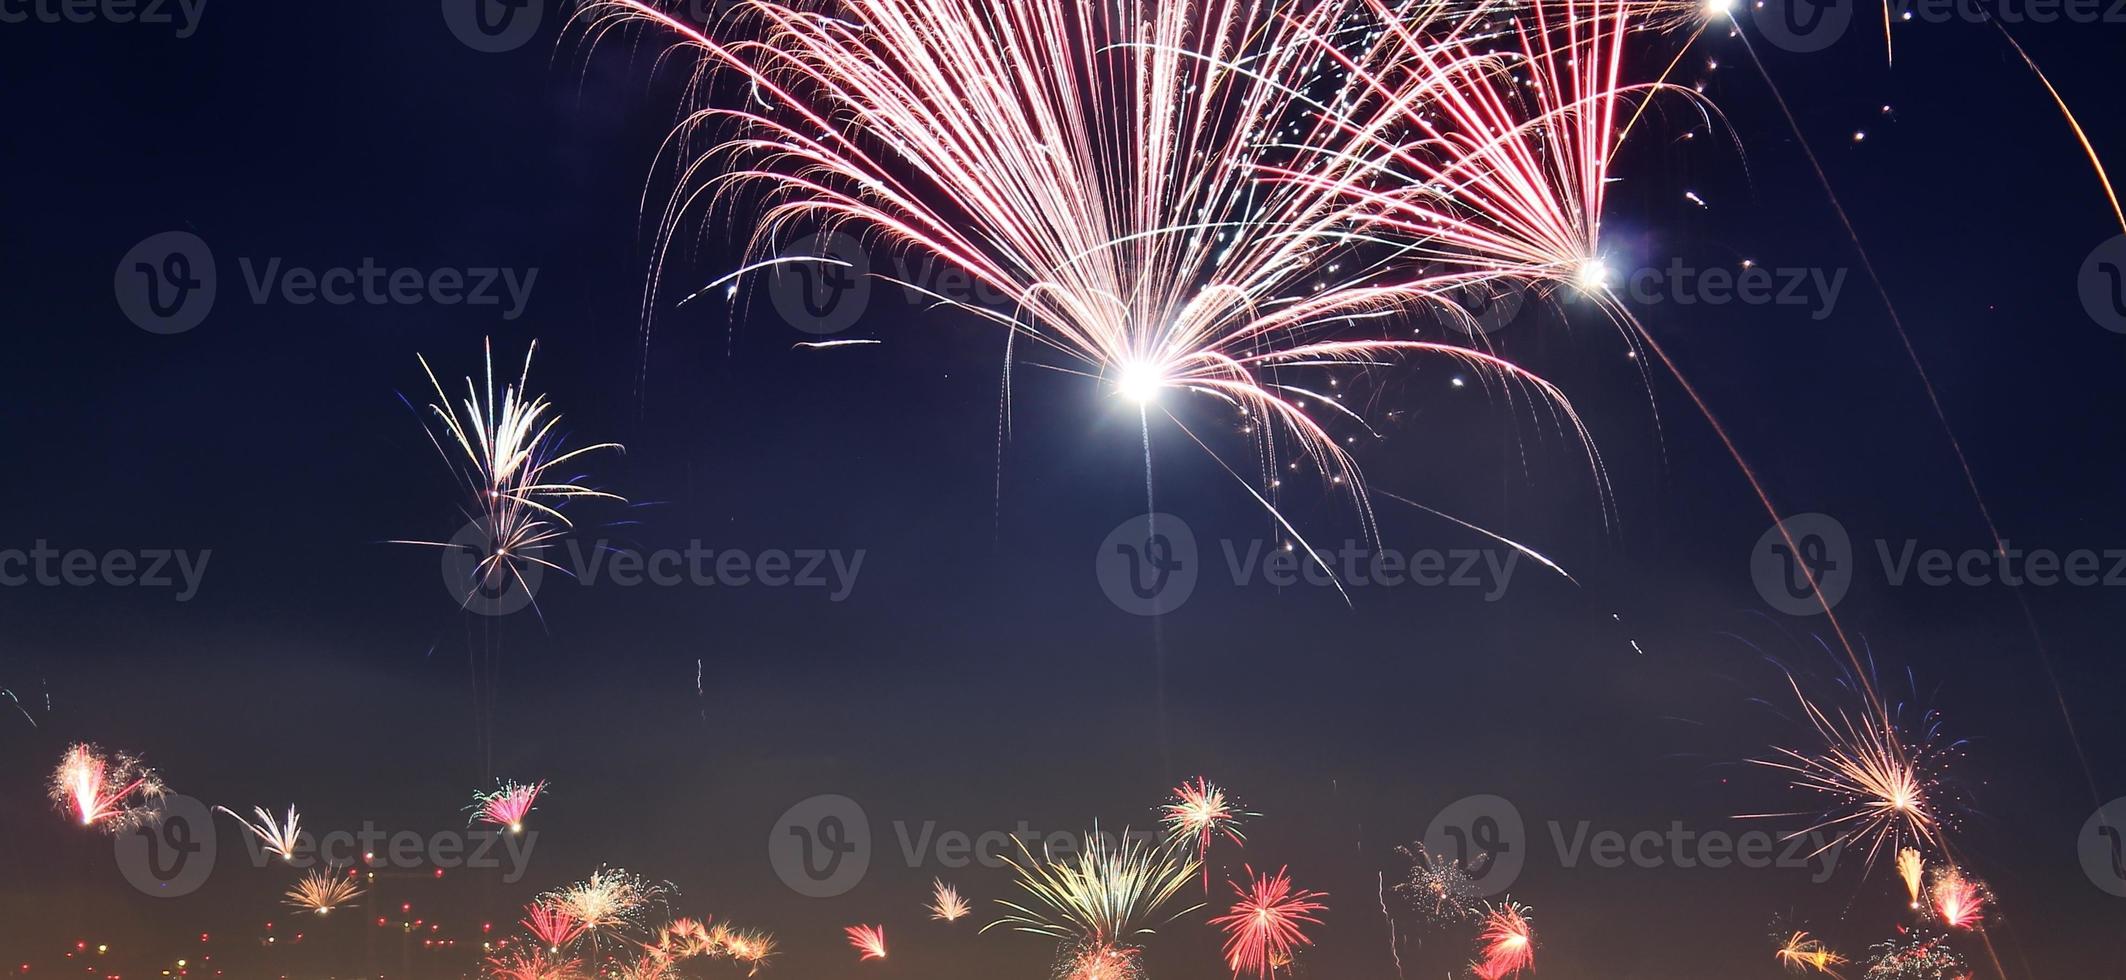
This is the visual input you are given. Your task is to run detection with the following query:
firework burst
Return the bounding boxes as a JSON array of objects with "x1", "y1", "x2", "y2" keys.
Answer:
[
  {"x1": 1776, "y1": 931, "x2": 1849, "y2": 977},
  {"x1": 1471, "y1": 901, "x2": 1535, "y2": 980},
  {"x1": 1161, "y1": 777, "x2": 1253, "y2": 891},
  {"x1": 215, "y1": 803, "x2": 302, "y2": 862},
  {"x1": 724, "y1": 928, "x2": 778, "y2": 975},
  {"x1": 930, "y1": 878, "x2": 972, "y2": 923},
  {"x1": 1394, "y1": 843, "x2": 1482, "y2": 923},
  {"x1": 1927, "y1": 868, "x2": 1987, "y2": 931},
  {"x1": 1896, "y1": 847, "x2": 1925, "y2": 910},
  {"x1": 396, "y1": 340, "x2": 624, "y2": 613},
  {"x1": 522, "y1": 900, "x2": 587, "y2": 951},
  {"x1": 285, "y1": 867, "x2": 365, "y2": 914},
  {"x1": 1862, "y1": 933, "x2": 1965, "y2": 980},
  {"x1": 987, "y1": 829, "x2": 1202, "y2": 943},
  {"x1": 1059, "y1": 940, "x2": 1146, "y2": 980},
  {"x1": 845, "y1": 924, "x2": 888, "y2": 961},
  {"x1": 580, "y1": 0, "x2": 1597, "y2": 546},
  {"x1": 485, "y1": 948, "x2": 586, "y2": 980},
  {"x1": 542, "y1": 867, "x2": 668, "y2": 939},
  {"x1": 1745, "y1": 675, "x2": 1962, "y2": 871},
  {"x1": 1209, "y1": 866, "x2": 1328, "y2": 979},
  {"x1": 471, "y1": 779, "x2": 547, "y2": 833},
  {"x1": 50, "y1": 742, "x2": 164, "y2": 832}
]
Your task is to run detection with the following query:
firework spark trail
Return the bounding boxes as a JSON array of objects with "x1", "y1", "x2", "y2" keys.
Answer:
[
  {"x1": 845, "y1": 924, "x2": 888, "y2": 961},
  {"x1": 50, "y1": 742, "x2": 164, "y2": 832},
  {"x1": 2, "y1": 689, "x2": 33, "y2": 728},
  {"x1": 986, "y1": 828, "x2": 1202, "y2": 943},
  {"x1": 1210, "y1": 866, "x2": 1328, "y2": 979},
  {"x1": 578, "y1": 0, "x2": 1603, "y2": 555},
  {"x1": 471, "y1": 779, "x2": 547, "y2": 833},
  {"x1": 1897, "y1": 847, "x2": 1925, "y2": 910},
  {"x1": 930, "y1": 879, "x2": 972, "y2": 923},
  {"x1": 1471, "y1": 901, "x2": 1534, "y2": 980},
  {"x1": 216, "y1": 804, "x2": 302, "y2": 862},
  {"x1": 286, "y1": 867, "x2": 365, "y2": 914}
]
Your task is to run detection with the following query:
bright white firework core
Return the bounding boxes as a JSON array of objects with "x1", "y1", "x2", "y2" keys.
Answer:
[
  {"x1": 1117, "y1": 361, "x2": 1166, "y2": 404},
  {"x1": 1575, "y1": 258, "x2": 1612, "y2": 292},
  {"x1": 1705, "y1": 0, "x2": 1737, "y2": 17}
]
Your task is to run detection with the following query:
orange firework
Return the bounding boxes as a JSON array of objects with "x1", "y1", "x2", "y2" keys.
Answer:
[
  {"x1": 1209, "y1": 866, "x2": 1328, "y2": 979},
  {"x1": 522, "y1": 900, "x2": 587, "y2": 951},
  {"x1": 485, "y1": 948, "x2": 586, "y2": 980},
  {"x1": 285, "y1": 867, "x2": 365, "y2": 914},
  {"x1": 1775, "y1": 931, "x2": 1848, "y2": 977},
  {"x1": 930, "y1": 879, "x2": 972, "y2": 923},
  {"x1": 1062, "y1": 941, "x2": 1145, "y2": 980},
  {"x1": 1471, "y1": 901, "x2": 1535, "y2": 980},
  {"x1": 1897, "y1": 848, "x2": 1926, "y2": 910},
  {"x1": 845, "y1": 924, "x2": 888, "y2": 961}
]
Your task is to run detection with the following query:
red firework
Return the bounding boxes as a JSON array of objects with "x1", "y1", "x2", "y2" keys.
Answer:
[
  {"x1": 521, "y1": 900, "x2": 586, "y2": 950},
  {"x1": 1208, "y1": 866, "x2": 1328, "y2": 979},
  {"x1": 472, "y1": 779, "x2": 547, "y2": 833},
  {"x1": 1471, "y1": 902, "x2": 1536, "y2": 980},
  {"x1": 845, "y1": 924, "x2": 888, "y2": 961},
  {"x1": 49, "y1": 742, "x2": 164, "y2": 832},
  {"x1": 1162, "y1": 777, "x2": 1252, "y2": 890},
  {"x1": 1930, "y1": 870, "x2": 1988, "y2": 931}
]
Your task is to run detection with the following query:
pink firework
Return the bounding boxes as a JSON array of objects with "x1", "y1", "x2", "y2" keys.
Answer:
[
  {"x1": 845, "y1": 924, "x2": 888, "y2": 962},
  {"x1": 1209, "y1": 866, "x2": 1328, "y2": 980},
  {"x1": 1930, "y1": 869, "x2": 1988, "y2": 931},
  {"x1": 49, "y1": 742, "x2": 165, "y2": 832},
  {"x1": 580, "y1": 0, "x2": 1596, "y2": 548},
  {"x1": 522, "y1": 900, "x2": 587, "y2": 950},
  {"x1": 1161, "y1": 777, "x2": 1252, "y2": 891},
  {"x1": 472, "y1": 779, "x2": 547, "y2": 833},
  {"x1": 1471, "y1": 902, "x2": 1536, "y2": 980}
]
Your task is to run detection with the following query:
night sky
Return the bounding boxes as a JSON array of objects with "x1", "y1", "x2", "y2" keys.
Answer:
[{"x1": 3, "y1": 2, "x2": 2126, "y2": 978}]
